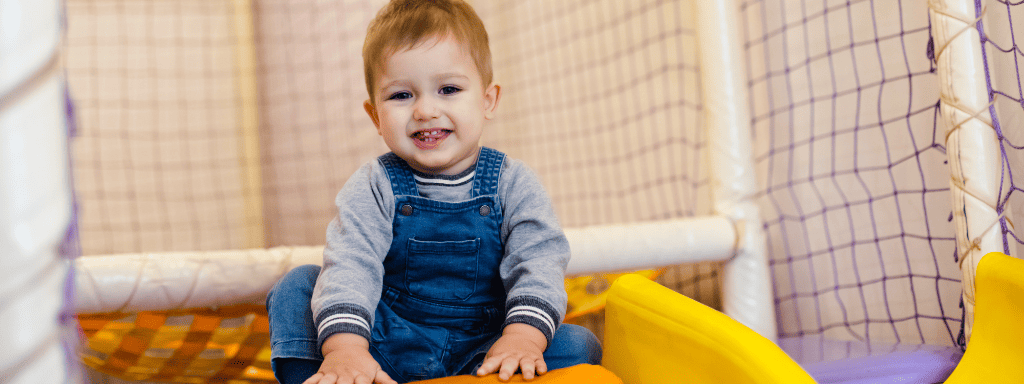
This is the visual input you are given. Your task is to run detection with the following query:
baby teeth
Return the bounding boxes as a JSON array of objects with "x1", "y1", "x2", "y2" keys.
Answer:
[{"x1": 413, "y1": 130, "x2": 449, "y2": 140}]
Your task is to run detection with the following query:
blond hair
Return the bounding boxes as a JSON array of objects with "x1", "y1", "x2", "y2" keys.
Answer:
[{"x1": 363, "y1": 0, "x2": 492, "y2": 102}]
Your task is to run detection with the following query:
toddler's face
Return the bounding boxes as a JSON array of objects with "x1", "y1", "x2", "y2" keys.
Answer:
[{"x1": 364, "y1": 35, "x2": 499, "y2": 175}]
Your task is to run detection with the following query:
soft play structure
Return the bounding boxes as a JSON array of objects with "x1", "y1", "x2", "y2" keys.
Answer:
[{"x1": 3, "y1": 0, "x2": 1024, "y2": 383}]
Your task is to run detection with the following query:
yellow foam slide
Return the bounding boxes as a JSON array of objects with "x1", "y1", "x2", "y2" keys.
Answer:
[
  {"x1": 602, "y1": 274, "x2": 814, "y2": 384},
  {"x1": 944, "y1": 252, "x2": 1024, "y2": 383}
]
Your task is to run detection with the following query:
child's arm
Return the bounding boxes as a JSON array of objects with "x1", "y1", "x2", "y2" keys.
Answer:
[
  {"x1": 476, "y1": 323, "x2": 549, "y2": 380},
  {"x1": 303, "y1": 333, "x2": 396, "y2": 384},
  {"x1": 485, "y1": 159, "x2": 573, "y2": 379},
  {"x1": 313, "y1": 162, "x2": 394, "y2": 340},
  {"x1": 308, "y1": 162, "x2": 395, "y2": 383}
]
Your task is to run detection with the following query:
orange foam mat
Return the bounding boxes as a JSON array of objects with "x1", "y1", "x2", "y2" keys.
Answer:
[
  {"x1": 77, "y1": 305, "x2": 274, "y2": 383},
  {"x1": 410, "y1": 364, "x2": 622, "y2": 384}
]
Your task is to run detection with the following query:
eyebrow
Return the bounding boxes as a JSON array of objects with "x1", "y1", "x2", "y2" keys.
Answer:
[
  {"x1": 433, "y1": 73, "x2": 470, "y2": 82},
  {"x1": 378, "y1": 80, "x2": 408, "y2": 96}
]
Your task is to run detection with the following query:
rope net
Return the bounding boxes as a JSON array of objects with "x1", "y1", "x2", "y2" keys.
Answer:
[
  {"x1": 61, "y1": 0, "x2": 1022, "y2": 382},
  {"x1": 66, "y1": 0, "x2": 254, "y2": 254},
  {"x1": 744, "y1": 0, "x2": 1022, "y2": 349},
  {"x1": 983, "y1": 2, "x2": 1024, "y2": 272},
  {"x1": 741, "y1": 0, "x2": 960, "y2": 346}
]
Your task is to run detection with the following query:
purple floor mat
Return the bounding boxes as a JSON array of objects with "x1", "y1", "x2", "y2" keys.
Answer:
[{"x1": 778, "y1": 336, "x2": 962, "y2": 384}]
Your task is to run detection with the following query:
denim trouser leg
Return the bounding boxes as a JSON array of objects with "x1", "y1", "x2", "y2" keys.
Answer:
[
  {"x1": 267, "y1": 264, "x2": 323, "y2": 383},
  {"x1": 542, "y1": 323, "x2": 603, "y2": 370},
  {"x1": 267, "y1": 264, "x2": 603, "y2": 381}
]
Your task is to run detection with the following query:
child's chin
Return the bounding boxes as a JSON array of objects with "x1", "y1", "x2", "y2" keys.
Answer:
[{"x1": 409, "y1": 157, "x2": 453, "y2": 173}]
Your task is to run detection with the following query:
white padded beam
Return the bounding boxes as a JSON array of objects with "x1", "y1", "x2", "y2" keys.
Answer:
[{"x1": 75, "y1": 217, "x2": 739, "y2": 314}]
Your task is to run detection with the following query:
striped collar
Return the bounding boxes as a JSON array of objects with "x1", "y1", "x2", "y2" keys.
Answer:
[{"x1": 411, "y1": 164, "x2": 476, "y2": 187}]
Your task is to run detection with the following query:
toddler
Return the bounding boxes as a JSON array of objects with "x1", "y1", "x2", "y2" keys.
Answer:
[{"x1": 266, "y1": 1, "x2": 602, "y2": 383}]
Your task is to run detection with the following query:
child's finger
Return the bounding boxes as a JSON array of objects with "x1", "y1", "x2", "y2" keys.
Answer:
[
  {"x1": 476, "y1": 355, "x2": 502, "y2": 376},
  {"x1": 313, "y1": 372, "x2": 336, "y2": 384},
  {"x1": 536, "y1": 358, "x2": 548, "y2": 375},
  {"x1": 374, "y1": 369, "x2": 397, "y2": 384},
  {"x1": 498, "y1": 356, "x2": 520, "y2": 380},
  {"x1": 520, "y1": 358, "x2": 537, "y2": 380},
  {"x1": 302, "y1": 372, "x2": 323, "y2": 384}
]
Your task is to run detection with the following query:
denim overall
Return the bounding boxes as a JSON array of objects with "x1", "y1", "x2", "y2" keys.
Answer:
[
  {"x1": 370, "y1": 147, "x2": 508, "y2": 381},
  {"x1": 266, "y1": 148, "x2": 601, "y2": 384}
]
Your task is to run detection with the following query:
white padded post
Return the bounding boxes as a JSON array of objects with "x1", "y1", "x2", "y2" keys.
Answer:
[
  {"x1": 696, "y1": 0, "x2": 776, "y2": 341},
  {"x1": 0, "y1": 0, "x2": 77, "y2": 382},
  {"x1": 928, "y1": 0, "x2": 1008, "y2": 344}
]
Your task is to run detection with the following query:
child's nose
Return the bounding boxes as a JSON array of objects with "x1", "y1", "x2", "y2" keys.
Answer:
[{"x1": 412, "y1": 98, "x2": 440, "y2": 120}]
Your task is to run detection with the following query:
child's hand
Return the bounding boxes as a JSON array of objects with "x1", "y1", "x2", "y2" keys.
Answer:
[
  {"x1": 304, "y1": 334, "x2": 396, "y2": 384},
  {"x1": 476, "y1": 323, "x2": 549, "y2": 381}
]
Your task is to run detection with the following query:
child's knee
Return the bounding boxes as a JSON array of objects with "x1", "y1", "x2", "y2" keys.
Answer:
[
  {"x1": 288, "y1": 264, "x2": 322, "y2": 282},
  {"x1": 279, "y1": 264, "x2": 321, "y2": 290},
  {"x1": 267, "y1": 265, "x2": 322, "y2": 355},
  {"x1": 267, "y1": 264, "x2": 321, "y2": 307},
  {"x1": 566, "y1": 324, "x2": 602, "y2": 364},
  {"x1": 549, "y1": 324, "x2": 603, "y2": 367}
]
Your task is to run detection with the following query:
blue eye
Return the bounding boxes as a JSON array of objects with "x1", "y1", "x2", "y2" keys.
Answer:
[
  {"x1": 387, "y1": 91, "x2": 412, "y2": 101},
  {"x1": 440, "y1": 86, "x2": 461, "y2": 95}
]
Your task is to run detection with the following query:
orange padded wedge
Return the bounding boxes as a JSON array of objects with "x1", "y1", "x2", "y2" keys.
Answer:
[
  {"x1": 409, "y1": 364, "x2": 622, "y2": 384},
  {"x1": 602, "y1": 274, "x2": 815, "y2": 384}
]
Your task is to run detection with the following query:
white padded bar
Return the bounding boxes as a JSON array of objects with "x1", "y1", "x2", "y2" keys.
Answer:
[
  {"x1": 928, "y1": 0, "x2": 1006, "y2": 343},
  {"x1": 696, "y1": 0, "x2": 776, "y2": 340},
  {"x1": 75, "y1": 217, "x2": 738, "y2": 314},
  {"x1": 564, "y1": 216, "x2": 736, "y2": 276},
  {"x1": 74, "y1": 246, "x2": 324, "y2": 314}
]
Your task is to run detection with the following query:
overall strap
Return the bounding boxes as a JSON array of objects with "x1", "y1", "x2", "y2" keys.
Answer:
[
  {"x1": 472, "y1": 147, "x2": 505, "y2": 197},
  {"x1": 378, "y1": 152, "x2": 419, "y2": 196}
]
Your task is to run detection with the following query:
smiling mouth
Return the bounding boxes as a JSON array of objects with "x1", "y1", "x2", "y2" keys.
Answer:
[{"x1": 412, "y1": 129, "x2": 452, "y2": 149}]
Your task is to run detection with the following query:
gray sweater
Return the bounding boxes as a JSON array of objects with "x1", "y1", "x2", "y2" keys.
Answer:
[{"x1": 312, "y1": 154, "x2": 570, "y2": 349}]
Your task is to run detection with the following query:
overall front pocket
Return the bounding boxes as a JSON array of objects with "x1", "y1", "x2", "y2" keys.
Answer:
[{"x1": 405, "y1": 238, "x2": 480, "y2": 301}]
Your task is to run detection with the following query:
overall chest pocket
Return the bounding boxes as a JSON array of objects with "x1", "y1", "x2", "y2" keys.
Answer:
[{"x1": 405, "y1": 238, "x2": 480, "y2": 301}]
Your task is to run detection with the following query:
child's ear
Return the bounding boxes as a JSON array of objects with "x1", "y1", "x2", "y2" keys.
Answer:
[
  {"x1": 483, "y1": 83, "x2": 501, "y2": 120},
  {"x1": 364, "y1": 99, "x2": 382, "y2": 134}
]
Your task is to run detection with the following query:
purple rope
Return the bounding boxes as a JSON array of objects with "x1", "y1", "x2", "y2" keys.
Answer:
[{"x1": 59, "y1": 85, "x2": 84, "y2": 382}]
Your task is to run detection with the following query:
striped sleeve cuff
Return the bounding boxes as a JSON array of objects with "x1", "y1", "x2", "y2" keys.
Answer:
[
  {"x1": 316, "y1": 303, "x2": 372, "y2": 348},
  {"x1": 503, "y1": 296, "x2": 560, "y2": 341}
]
